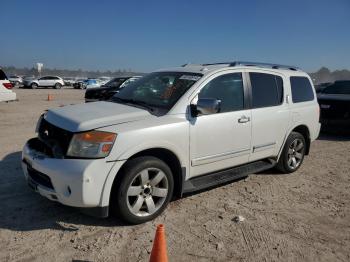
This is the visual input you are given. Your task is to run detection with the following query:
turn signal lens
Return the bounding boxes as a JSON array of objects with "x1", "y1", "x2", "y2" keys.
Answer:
[{"x1": 75, "y1": 131, "x2": 116, "y2": 143}]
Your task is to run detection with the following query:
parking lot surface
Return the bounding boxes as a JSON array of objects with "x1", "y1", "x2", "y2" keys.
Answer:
[{"x1": 0, "y1": 88, "x2": 349, "y2": 262}]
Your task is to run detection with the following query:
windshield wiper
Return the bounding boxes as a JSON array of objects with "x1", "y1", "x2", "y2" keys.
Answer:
[{"x1": 112, "y1": 97, "x2": 155, "y2": 112}]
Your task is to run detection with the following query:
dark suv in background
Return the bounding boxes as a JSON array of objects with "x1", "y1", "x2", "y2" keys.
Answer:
[
  {"x1": 318, "y1": 80, "x2": 350, "y2": 131},
  {"x1": 85, "y1": 76, "x2": 142, "y2": 102}
]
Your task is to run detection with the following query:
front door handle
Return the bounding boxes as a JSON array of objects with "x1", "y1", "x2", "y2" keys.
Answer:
[{"x1": 238, "y1": 115, "x2": 250, "y2": 123}]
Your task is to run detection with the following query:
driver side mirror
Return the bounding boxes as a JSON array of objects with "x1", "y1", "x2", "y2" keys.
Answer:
[{"x1": 191, "y1": 98, "x2": 221, "y2": 116}]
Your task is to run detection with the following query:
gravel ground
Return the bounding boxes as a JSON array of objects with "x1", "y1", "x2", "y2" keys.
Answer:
[{"x1": 0, "y1": 88, "x2": 349, "y2": 262}]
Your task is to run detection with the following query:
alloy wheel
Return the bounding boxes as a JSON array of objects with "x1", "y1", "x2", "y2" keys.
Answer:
[
  {"x1": 287, "y1": 138, "x2": 304, "y2": 169},
  {"x1": 126, "y1": 168, "x2": 169, "y2": 217}
]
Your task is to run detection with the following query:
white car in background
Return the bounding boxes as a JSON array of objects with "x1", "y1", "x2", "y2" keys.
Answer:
[
  {"x1": 23, "y1": 76, "x2": 65, "y2": 89},
  {"x1": 8, "y1": 75, "x2": 23, "y2": 87},
  {"x1": 0, "y1": 69, "x2": 16, "y2": 102}
]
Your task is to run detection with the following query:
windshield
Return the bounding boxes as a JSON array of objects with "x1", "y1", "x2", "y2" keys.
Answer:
[
  {"x1": 322, "y1": 82, "x2": 350, "y2": 94},
  {"x1": 112, "y1": 72, "x2": 202, "y2": 113}
]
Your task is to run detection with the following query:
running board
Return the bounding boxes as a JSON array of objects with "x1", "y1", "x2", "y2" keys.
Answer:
[{"x1": 183, "y1": 160, "x2": 276, "y2": 194}]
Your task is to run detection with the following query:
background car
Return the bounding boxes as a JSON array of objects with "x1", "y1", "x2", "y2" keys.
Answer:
[
  {"x1": 73, "y1": 78, "x2": 86, "y2": 89},
  {"x1": 23, "y1": 76, "x2": 65, "y2": 89},
  {"x1": 85, "y1": 76, "x2": 142, "y2": 102},
  {"x1": 73, "y1": 78, "x2": 100, "y2": 89},
  {"x1": 8, "y1": 75, "x2": 23, "y2": 87},
  {"x1": 83, "y1": 78, "x2": 102, "y2": 89},
  {"x1": 318, "y1": 80, "x2": 350, "y2": 131},
  {"x1": 63, "y1": 77, "x2": 76, "y2": 86},
  {"x1": 0, "y1": 69, "x2": 16, "y2": 102}
]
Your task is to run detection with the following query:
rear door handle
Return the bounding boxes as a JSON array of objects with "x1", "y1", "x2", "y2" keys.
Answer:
[{"x1": 238, "y1": 116, "x2": 250, "y2": 123}]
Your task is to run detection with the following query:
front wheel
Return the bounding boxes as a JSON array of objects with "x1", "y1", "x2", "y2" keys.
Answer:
[
  {"x1": 276, "y1": 131, "x2": 306, "y2": 173},
  {"x1": 54, "y1": 83, "x2": 62, "y2": 89},
  {"x1": 112, "y1": 156, "x2": 174, "y2": 224},
  {"x1": 31, "y1": 83, "x2": 38, "y2": 89}
]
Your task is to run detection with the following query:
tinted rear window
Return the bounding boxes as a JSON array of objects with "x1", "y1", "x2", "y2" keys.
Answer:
[
  {"x1": 250, "y1": 73, "x2": 284, "y2": 108},
  {"x1": 0, "y1": 70, "x2": 7, "y2": 80},
  {"x1": 290, "y1": 77, "x2": 314, "y2": 103}
]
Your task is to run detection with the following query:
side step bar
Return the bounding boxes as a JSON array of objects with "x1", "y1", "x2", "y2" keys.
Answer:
[{"x1": 183, "y1": 159, "x2": 276, "y2": 194}]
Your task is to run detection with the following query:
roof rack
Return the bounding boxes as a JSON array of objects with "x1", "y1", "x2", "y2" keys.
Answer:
[
  {"x1": 201, "y1": 61, "x2": 299, "y2": 71},
  {"x1": 181, "y1": 63, "x2": 204, "y2": 67},
  {"x1": 229, "y1": 61, "x2": 299, "y2": 71}
]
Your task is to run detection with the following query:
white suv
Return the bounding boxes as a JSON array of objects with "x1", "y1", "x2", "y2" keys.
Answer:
[
  {"x1": 22, "y1": 62, "x2": 320, "y2": 224},
  {"x1": 0, "y1": 69, "x2": 16, "y2": 102},
  {"x1": 23, "y1": 76, "x2": 65, "y2": 89}
]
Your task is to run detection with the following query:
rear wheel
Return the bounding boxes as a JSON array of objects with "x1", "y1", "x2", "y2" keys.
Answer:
[
  {"x1": 112, "y1": 156, "x2": 174, "y2": 224},
  {"x1": 54, "y1": 83, "x2": 62, "y2": 89},
  {"x1": 276, "y1": 131, "x2": 306, "y2": 173}
]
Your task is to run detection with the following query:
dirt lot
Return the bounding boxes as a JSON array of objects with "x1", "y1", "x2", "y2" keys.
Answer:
[{"x1": 0, "y1": 88, "x2": 349, "y2": 262}]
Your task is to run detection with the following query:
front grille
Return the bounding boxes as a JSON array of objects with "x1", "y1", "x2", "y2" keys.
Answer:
[
  {"x1": 38, "y1": 118, "x2": 73, "y2": 158},
  {"x1": 26, "y1": 164, "x2": 54, "y2": 190}
]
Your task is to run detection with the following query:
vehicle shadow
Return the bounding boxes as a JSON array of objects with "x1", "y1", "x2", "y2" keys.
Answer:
[{"x1": 0, "y1": 151, "x2": 130, "y2": 232}]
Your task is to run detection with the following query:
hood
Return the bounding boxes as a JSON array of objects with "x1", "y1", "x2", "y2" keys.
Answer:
[
  {"x1": 317, "y1": 93, "x2": 350, "y2": 101},
  {"x1": 45, "y1": 101, "x2": 152, "y2": 132}
]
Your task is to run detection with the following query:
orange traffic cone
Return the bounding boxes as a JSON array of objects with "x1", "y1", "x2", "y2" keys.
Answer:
[
  {"x1": 47, "y1": 94, "x2": 53, "y2": 101},
  {"x1": 149, "y1": 224, "x2": 168, "y2": 262}
]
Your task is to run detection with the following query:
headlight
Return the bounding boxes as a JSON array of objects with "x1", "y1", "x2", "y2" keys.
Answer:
[{"x1": 67, "y1": 131, "x2": 117, "y2": 158}]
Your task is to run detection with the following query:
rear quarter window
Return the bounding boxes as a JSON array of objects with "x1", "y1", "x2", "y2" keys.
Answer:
[
  {"x1": 0, "y1": 70, "x2": 8, "y2": 80},
  {"x1": 290, "y1": 76, "x2": 314, "y2": 103}
]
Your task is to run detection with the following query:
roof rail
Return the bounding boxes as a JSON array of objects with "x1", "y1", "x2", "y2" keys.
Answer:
[
  {"x1": 181, "y1": 63, "x2": 204, "y2": 67},
  {"x1": 182, "y1": 61, "x2": 299, "y2": 71},
  {"x1": 229, "y1": 61, "x2": 299, "y2": 71}
]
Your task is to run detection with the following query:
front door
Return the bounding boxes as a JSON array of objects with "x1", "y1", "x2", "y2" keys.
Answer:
[
  {"x1": 38, "y1": 77, "x2": 49, "y2": 87},
  {"x1": 189, "y1": 72, "x2": 252, "y2": 177}
]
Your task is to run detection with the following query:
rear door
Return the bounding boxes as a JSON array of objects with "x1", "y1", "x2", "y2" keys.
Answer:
[
  {"x1": 247, "y1": 71, "x2": 290, "y2": 161},
  {"x1": 189, "y1": 72, "x2": 252, "y2": 177}
]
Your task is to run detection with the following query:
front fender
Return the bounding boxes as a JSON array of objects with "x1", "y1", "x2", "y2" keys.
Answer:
[{"x1": 99, "y1": 142, "x2": 188, "y2": 207}]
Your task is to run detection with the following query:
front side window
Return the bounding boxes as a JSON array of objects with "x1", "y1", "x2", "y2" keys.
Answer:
[
  {"x1": 112, "y1": 72, "x2": 202, "y2": 113},
  {"x1": 290, "y1": 76, "x2": 314, "y2": 103},
  {"x1": 250, "y1": 73, "x2": 284, "y2": 108},
  {"x1": 39, "y1": 76, "x2": 49, "y2": 80},
  {"x1": 198, "y1": 73, "x2": 244, "y2": 113}
]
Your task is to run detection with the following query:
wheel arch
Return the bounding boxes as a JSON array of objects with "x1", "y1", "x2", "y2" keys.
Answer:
[
  {"x1": 277, "y1": 124, "x2": 311, "y2": 161},
  {"x1": 103, "y1": 147, "x2": 185, "y2": 209},
  {"x1": 292, "y1": 125, "x2": 311, "y2": 155}
]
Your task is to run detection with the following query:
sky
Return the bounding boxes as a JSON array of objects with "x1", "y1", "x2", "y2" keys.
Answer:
[{"x1": 1, "y1": 0, "x2": 349, "y2": 72}]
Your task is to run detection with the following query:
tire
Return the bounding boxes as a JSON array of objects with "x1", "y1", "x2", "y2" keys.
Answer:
[
  {"x1": 112, "y1": 156, "x2": 174, "y2": 224},
  {"x1": 54, "y1": 83, "x2": 62, "y2": 89},
  {"x1": 276, "y1": 131, "x2": 306, "y2": 173},
  {"x1": 31, "y1": 83, "x2": 38, "y2": 89}
]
